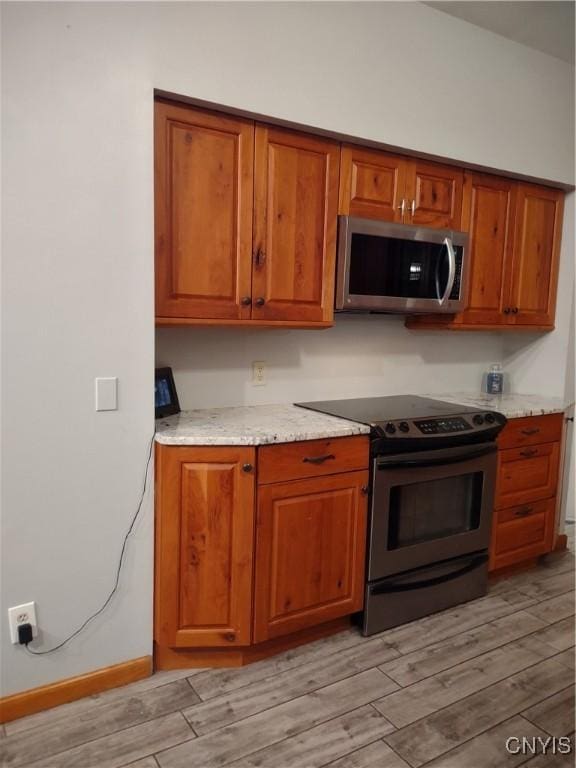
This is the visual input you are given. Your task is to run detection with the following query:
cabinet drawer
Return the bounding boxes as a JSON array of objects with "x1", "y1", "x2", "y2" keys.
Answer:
[
  {"x1": 491, "y1": 497, "x2": 555, "y2": 570},
  {"x1": 495, "y1": 441, "x2": 560, "y2": 509},
  {"x1": 258, "y1": 436, "x2": 369, "y2": 485},
  {"x1": 497, "y1": 413, "x2": 563, "y2": 450}
]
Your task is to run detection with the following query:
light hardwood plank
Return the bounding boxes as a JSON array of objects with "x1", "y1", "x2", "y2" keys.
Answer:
[
  {"x1": 525, "y1": 592, "x2": 576, "y2": 625},
  {"x1": 3, "y1": 679, "x2": 199, "y2": 767},
  {"x1": 27, "y1": 712, "x2": 193, "y2": 768},
  {"x1": 327, "y1": 739, "x2": 411, "y2": 768},
  {"x1": 156, "y1": 669, "x2": 395, "y2": 768},
  {"x1": 120, "y1": 758, "x2": 159, "y2": 768},
  {"x1": 190, "y1": 628, "x2": 364, "y2": 700},
  {"x1": 523, "y1": 687, "x2": 575, "y2": 737},
  {"x1": 530, "y1": 617, "x2": 575, "y2": 652},
  {"x1": 5, "y1": 668, "x2": 204, "y2": 736},
  {"x1": 489, "y1": 586, "x2": 540, "y2": 611},
  {"x1": 377, "y1": 595, "x2": 531, "y2": 656},
  {"x1": 554, "y1": 648, "x2": 575, "y2": 670},
  {"x1": 383, "y1": 658, "x2": 569, "y2": 767},
  {"x1": 515, "y1": 571, "x2": 575, "y2": 602},
  {"x1": 380, "y1": 610, "x2": 546, "y2": 686},
  {"x1": 227, "y1": 705, "x2": 394, "y2": 768},
  {"x1": 184, "y1": 634, "x2": 399, "y2": 735},
  {"x1": 374, "y1": 634, "x2": 558, "y2": 728},
  {"x1": 423, "y1": 715, "x2": 549, "y2": 768}
]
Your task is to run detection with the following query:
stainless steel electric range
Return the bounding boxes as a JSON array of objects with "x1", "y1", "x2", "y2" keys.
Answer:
[{"x1": 297, "y1": 395, "x2": 507, "y2": 635}]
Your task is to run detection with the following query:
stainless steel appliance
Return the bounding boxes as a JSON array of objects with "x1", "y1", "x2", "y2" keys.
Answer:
[
  {"x1": 336, "y1": 217, "x2": 469, "y2": 314},
  {"x1": 296, "y1": 396, "x2": 506, "y2": 635}
]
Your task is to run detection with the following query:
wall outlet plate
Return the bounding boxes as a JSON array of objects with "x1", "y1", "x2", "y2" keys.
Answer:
[
  {"x1": 252, "y1": 361, "x2": 267, "y2": 386},
  {"x1": 8, "y1": 601, "x2": 38, "y2": 644}
]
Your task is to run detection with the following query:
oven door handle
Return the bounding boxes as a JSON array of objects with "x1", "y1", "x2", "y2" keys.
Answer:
[
  {"x1": 377, "y1": 444, "x2": 496, "y2": 470},
  {"x1": 370, "y1": 553, "x2": 488, "y2": 595}
]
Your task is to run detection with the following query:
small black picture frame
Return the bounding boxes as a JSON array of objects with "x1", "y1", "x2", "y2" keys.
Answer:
[{"x1": 155, "y1": 367, "x2": 180, "y2": 419}]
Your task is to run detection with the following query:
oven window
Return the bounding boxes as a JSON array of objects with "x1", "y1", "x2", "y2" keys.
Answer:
[
  {"x1": 348, "y1": 234, "x2": 462, "y2": 300},
  {"x1": 388, "y1": 473, "x2": 483, "y2": 549}
]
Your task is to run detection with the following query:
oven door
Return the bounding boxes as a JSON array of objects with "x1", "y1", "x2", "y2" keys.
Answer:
[{"x1": 369, "y1": 442, "x2": 496, "y2": 581}]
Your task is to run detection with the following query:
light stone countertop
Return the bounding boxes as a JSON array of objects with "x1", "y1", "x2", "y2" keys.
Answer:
[
  {"x1": 155, "y1": 403, "x2": 371, "y2": 446},
  {"x1": 155, "y1": 393, "x2": 573, "y2": 446},
  {"x1": 429, "y1": 392, "x2": 572, "y2": 420}
]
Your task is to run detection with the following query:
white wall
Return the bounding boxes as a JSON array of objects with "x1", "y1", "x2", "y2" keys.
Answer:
[
  {"x1": 157, "y1": 318, "x2": 504, "y2": 409},
  {"x1": 2, "y1": 1, "x2": 573, "y2": 697}
]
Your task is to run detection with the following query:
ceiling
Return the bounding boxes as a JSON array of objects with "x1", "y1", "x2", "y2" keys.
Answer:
[{"x1": 424, "y1": 1, "x2": 575, "y2": 63}]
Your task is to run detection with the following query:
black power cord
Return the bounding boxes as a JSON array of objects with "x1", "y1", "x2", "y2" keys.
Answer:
[{"x1": 25, "y1": 434, "x2": 155, "y2": 655}]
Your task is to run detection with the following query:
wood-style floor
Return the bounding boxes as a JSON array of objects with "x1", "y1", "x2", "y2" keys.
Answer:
[{"x1": 2, "y1": 529, "x2": 574, "y2": 768}]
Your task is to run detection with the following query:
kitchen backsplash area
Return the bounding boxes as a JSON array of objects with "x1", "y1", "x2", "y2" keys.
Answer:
[{"x1": 156, "y1": 314, "x2": 508, "y2": 410}]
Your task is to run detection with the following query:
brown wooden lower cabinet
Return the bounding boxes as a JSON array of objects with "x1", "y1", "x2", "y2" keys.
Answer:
[
  {"x1": 253, "y1": 471, "x2": 368, "y2": 643},
  {"x1": 154, "y1": 444, "x2": 256, "y2": 650},
  {"x1": 154, "y1": 436, "x2": 370, "y2": 668},
  {"x1": 489, "y1": 414, "x2": 563, "y2": 573}
]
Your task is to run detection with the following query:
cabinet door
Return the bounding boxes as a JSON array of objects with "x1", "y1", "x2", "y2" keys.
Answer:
[
  {"x1": 155, "y1": 444, "x2": 255, "y2": 648},
  {"x1": 253, "y1": 471, "x2": 368, "y2": 642},
  {"x1": 406, "y1": 160, "x2": 464, "y2": 229},
  {"x1": 508, "y1": 184, "x2": 563, "y2": 327},
  {"x1": 155, "y1": 101, "x2": 254, "y2": 321},
  {"x1": 459, "y1": 173, "x2": 516, "y2": 325},
  {"x1": 495, "y1": 442, "x2": 560, "y2": 510},
  {"x1": 339, "y1": 145, "x2": 408, "y2": 222},
  {"x1": 252, "y1": 126, "x2": 339, "y2": 323}
]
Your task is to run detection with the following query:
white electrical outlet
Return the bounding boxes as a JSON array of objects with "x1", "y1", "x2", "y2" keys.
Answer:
[
  {"x1": 252, "y1": 361, "x2": 267, "y2": 386},
  {"x1": 8, "y1": 601, "x2": 38, "y2": 644}
]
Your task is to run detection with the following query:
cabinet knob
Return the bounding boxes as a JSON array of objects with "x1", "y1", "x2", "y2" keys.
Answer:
[
  {"x1": 503, "y1": 307, "x2": 511, "y2": 315},
  {"x1": 512, "y1": 307, "x2": 519, "y2": 314},
  {"x1": 254, "y1": 297, "x2": 266, "y2": 307},
  {"x1": 242, "y1": 463, "x2": 253, "y2": 473},
  {"x1": 361, "y1": 485, "x2": 369, "y2": 496},
  {"x1": 240, "y1": 296, "x2": 252, "y2": 306}
]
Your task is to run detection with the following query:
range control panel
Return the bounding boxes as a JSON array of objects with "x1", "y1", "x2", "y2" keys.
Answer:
[
  {"x1": 415, "y1": 416, "x2": 472, "y2": 434},
  {"x1": 375, "y1": 412, "x2": 499, "y2": 438}
]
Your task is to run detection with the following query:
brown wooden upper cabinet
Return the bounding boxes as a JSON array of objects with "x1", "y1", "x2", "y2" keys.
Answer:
[
  {"x1": 155, "y1": 101, "x2": 338, "y2": 327},
  {"x1": 339, "y1": 145, "x2": 464, "y2": 229},
  {"x1": 407, "y1": 174, "x2": 564, "y2": 331}
]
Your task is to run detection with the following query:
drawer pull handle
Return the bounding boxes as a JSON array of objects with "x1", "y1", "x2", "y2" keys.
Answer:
[
  {"x1": 521, "y1": 428, "x2": 540, "y2": 435},
  {"x1": 303, "y1": 454, "x2": 336, "y2": 465},
  {"x1": 520, "y1": 448, "x2": 538, "y2": 457},
  {"x1": 514, "y1": 507, "x2": 534, "y2": 517}
]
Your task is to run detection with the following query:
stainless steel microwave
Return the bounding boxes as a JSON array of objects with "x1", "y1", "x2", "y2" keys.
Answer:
[{"x1": 335, "y1": 216, "x2": 469, "y2": 314}]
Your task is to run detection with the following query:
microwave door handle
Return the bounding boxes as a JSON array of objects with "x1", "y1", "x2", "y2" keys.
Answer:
[{"x1": 439, "y1": 237, "x2": 456, "y2": 305}]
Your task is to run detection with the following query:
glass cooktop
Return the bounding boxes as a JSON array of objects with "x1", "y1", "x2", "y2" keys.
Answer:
[{"x1": 296, "y1": 395, "x2": 481, "y2": 427}]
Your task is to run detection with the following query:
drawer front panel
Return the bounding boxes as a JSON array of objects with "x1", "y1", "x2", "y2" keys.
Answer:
[
  {"x1": 497, "y1": 413, "x2": 563, "y2": 450},
  {"x1": 491, "y1": 497, "x2": 555, "y2": 570},
  {"x1": 258, "y1": 435, "x2": 369, "y2": 485},
  {"x1": 495, "y1": 441, "x2": 560, "y2": 509}
]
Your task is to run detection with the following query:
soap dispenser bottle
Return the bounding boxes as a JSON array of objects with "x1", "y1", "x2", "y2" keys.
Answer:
[{"x1": 485, "y1": 363, "x2": 504, "y2": 395}]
